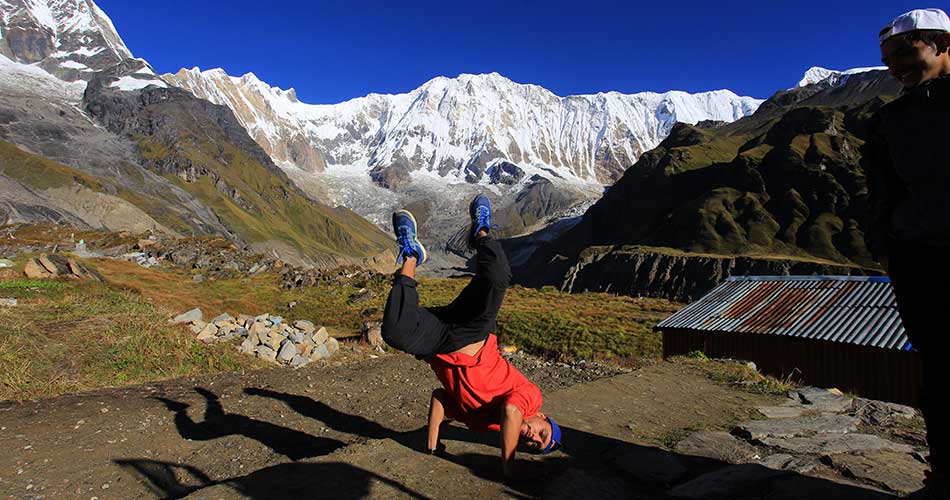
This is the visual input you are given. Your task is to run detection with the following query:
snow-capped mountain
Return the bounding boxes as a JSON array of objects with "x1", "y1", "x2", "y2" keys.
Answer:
[
  {"x1": 797, "y1": 66, "x2": 888, "y2": 88},
  {"x1": 163, "y1": 68, "x2": 763, "y2": 270},
  {"x1": 0, "y1": 0, "x2": 394, "y2": 269},
  {"x1": 165, "y1": 68, "x2": 763, "y2": 188},
  {"x1": 0, "y1": 0, "x2": 132, "y2": 80},
  {"x1": 0, "y1": 0, "x2": 170, "y2": 99}
]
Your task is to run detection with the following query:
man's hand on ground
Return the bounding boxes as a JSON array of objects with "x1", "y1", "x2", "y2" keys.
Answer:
[{"x1": 427, "y1": 441, "x2": 447, "y2": 456}]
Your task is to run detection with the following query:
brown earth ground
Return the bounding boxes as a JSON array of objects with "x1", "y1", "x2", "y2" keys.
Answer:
[
  {"x1": 0, "y1": 226, "x2": 915, "y2": 499},
  {"x1": 0, "y1": 350, "x2": 900, "y2": 500}
]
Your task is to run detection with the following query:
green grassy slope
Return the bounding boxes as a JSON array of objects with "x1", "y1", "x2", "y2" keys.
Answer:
[
  {"x1": 0, "y1": 139, "x2": 196, "y2": 233},
  {"x1": 83, "y1": 81, "x2": 392, "y2": 260},
  {"x1": 521, "y1": 71, "x2": 901, "y2": 282}
]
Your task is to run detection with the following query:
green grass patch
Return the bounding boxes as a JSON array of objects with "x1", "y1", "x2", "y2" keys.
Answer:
[
  {"x1": 0, "y1": 140, "x2": 103, "y2": 191},
  {"x1": 138, "y1": 125, "x2": 391, "y2": 259},
  {"x1": 0, "y1": 280, "x2": 66, "y2": 290},
  {"x1": 1, "y1": 254, "x2": 685, "y2": 401},
  {"x1": 669, "y1": 134, "x2": 751, "y2": 173},
  {"x1": 686, "y1": 350, "x2": 709, "y2": 360},
  {"x1": 97, "y1": 258, "x2": 683, "y2": 362},
  {"x1": 416, "y1": 280, "x2": 682, "y2": 362}
]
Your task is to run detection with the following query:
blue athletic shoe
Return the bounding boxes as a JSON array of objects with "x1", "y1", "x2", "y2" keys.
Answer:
[
  {"x1": 392, "y1": 210, "x2": 427, "y2": 266},
  {"x1": 469, "y1": 195, "x2": 492, "y2": 248}
]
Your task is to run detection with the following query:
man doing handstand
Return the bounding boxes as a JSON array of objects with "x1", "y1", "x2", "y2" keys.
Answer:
[{"x1": 381, "y1": 195, "x2": 562, "y2": 478}]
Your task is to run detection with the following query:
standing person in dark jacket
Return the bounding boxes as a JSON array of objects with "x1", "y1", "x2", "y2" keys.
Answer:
[{"x1": 865, "y1": 8, "x2": 950, "y2": 499}]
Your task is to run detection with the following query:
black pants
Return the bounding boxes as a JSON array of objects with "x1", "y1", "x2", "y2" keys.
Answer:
[
  {"x1": 889, "y1": 240, "x2": 950, "y2": 476},
  {"x1": 382, "y1": 237, "x2": 511, "y2": 357}
]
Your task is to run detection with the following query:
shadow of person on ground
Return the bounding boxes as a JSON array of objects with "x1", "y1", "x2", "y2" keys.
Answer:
[
  {"x1": 115, "y1": 459, "x2": 434, "y2": 500},
  {"x1": 153, "y1": 387, "x2": 345, "y2": 461},
  {"x1": 246, "y1": 388, "x2": 897, "y2": 499},
  {"x1": 114, "y1": 459, "x2": 211, "y2": 499}
]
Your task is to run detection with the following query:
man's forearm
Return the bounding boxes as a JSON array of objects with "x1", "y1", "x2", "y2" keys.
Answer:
[
  {"x1": 428, "y1": 390, "x2": 446, "y2": 451},
  {"x1": 499, "y1": 404, "x2": 522, "y2": 477}
]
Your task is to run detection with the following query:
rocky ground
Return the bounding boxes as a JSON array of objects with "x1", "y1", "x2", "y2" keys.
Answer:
[{"x1": 0, "y1": 350, "x2": 927, "y2": 500}]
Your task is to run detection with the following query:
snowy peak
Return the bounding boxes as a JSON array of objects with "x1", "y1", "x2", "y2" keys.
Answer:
[
  {"x1": 0, "y1": 0, "x2": 132, "y2": 81},
  {"x1": 797, "y1": 66, "x2": 887, "y2": 88},
  {"x1": 164, "y1": 69, "x2": 763, "y2": 186},
  {"x1": 163, "y1": 66, "x2": 325, "y2": 171}
]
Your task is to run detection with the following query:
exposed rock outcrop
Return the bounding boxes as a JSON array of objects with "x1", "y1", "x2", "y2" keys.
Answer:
[
  {"x1": 517, "y1": 70, "x2": 900, "y2": 292},
  {"x1": 557, "y1": 246, "x2": 875, "y2": 302}
]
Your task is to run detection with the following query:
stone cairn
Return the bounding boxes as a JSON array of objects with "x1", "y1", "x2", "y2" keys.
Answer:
[{"x1": 171, "y1": 308, "x2": 339, "y2": 369}]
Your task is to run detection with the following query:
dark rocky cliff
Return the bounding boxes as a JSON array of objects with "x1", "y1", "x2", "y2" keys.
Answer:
[{"x1": 558, "y1": 246, "x2": 878, "y2": 302}]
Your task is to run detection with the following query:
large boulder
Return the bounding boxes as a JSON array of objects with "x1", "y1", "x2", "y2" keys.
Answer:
[{"x1": 23, "y1": 259, "x2": 52, "y2": 279}]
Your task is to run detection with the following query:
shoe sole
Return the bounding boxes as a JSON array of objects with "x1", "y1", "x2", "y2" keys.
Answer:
[{"x1": 393, "y1": 209, "x2": 428, "y2": 265}]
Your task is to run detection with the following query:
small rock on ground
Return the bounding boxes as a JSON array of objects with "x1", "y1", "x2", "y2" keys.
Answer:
[
  {"x1": 196, "y1": 324, "x2": 218, "y2": 342},
  {"x1": 172, "y1": 308, "x2": 203, "y2": 324},
  {"x1": 277, "y1": 341, "x2": 297, "y2": 362},
  {"x1": 290, "y1": 355, "x2": 311, "y2": 369}
]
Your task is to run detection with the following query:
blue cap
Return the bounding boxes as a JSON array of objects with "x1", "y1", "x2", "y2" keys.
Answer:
[{"x1": 543, "y1": 417, "x2": 562, "y2": 454}]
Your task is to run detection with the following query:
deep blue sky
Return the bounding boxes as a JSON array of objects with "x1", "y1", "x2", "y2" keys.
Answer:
[{"x1": 99, "y1": 0, "x2": 914, "y2": 103}]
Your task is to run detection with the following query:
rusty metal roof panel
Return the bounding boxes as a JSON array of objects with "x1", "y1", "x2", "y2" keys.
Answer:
[{"x1": 656, "y1": 275, "x2": 908, "y2": 350}]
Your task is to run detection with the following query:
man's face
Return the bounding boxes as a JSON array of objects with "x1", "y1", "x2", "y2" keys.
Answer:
[
  {"x1": 518, "y1": 415, "x2": 552, "y2": 451},
  {"x1": 881, "y1": 32, "x2": 950, "y2": 88}
]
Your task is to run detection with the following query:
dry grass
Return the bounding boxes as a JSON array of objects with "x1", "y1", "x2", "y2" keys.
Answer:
[
  {"x1": 1, "y1": 253, "x2": 685, "y2": 401},
  {"x1": 417, "y1": 280, "x2": 683, "y2": 362},
  {"x1": 0, "y1": 278, "x2": 248, "y2": 401},
  {"x1": 674, "y1": 356, "x2": 796, "y2": 395}
]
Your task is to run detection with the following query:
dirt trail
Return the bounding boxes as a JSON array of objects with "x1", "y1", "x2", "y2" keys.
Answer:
[{"x1": 0, "y1": 353, "x2": 894, "y2": 499}]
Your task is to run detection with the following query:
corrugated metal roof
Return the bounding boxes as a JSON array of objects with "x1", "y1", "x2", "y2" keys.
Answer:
[{"x1": 655, "y1": 276, "x2": 908, "y2": 350}]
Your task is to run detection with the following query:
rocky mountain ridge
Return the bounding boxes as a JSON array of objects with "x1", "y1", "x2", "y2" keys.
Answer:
[
  {"x1": 556, "y1": 246, "x2": 876, "y2": 302},
  {"x1": 0, "y1": 0, "x2": 131, "y2": 80},
  {"x1": 163, "y1": 68, "x2": 763, "y2": 269},
  {"x1": 516, "y1": 68, "x2": 903, "y2": 296},
  {"x1": 0, "y1": 0, "x2": 394, "y2": 268},
  {"x1": 164, "y1": 68, "x2": 763, "y2": 187}
]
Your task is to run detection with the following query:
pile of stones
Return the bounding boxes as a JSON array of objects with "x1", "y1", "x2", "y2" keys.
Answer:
[
  {"x1": 171, "y1": 308, "x2": 339, "y2": 369},
  {"x1": 279, "y1": 265, "x2": 387, "y2": 290},
  {"x1": 22, "y1": 253, "x2": 102, "y2": 281},
  {"x1": 113, "y1": 236, "x2": 280, "y2": 279}
]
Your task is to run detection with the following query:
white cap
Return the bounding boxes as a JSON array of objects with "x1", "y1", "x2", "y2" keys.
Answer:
[{"x1": 880, "y1": 8, "x2": 950, "y2": 43}]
